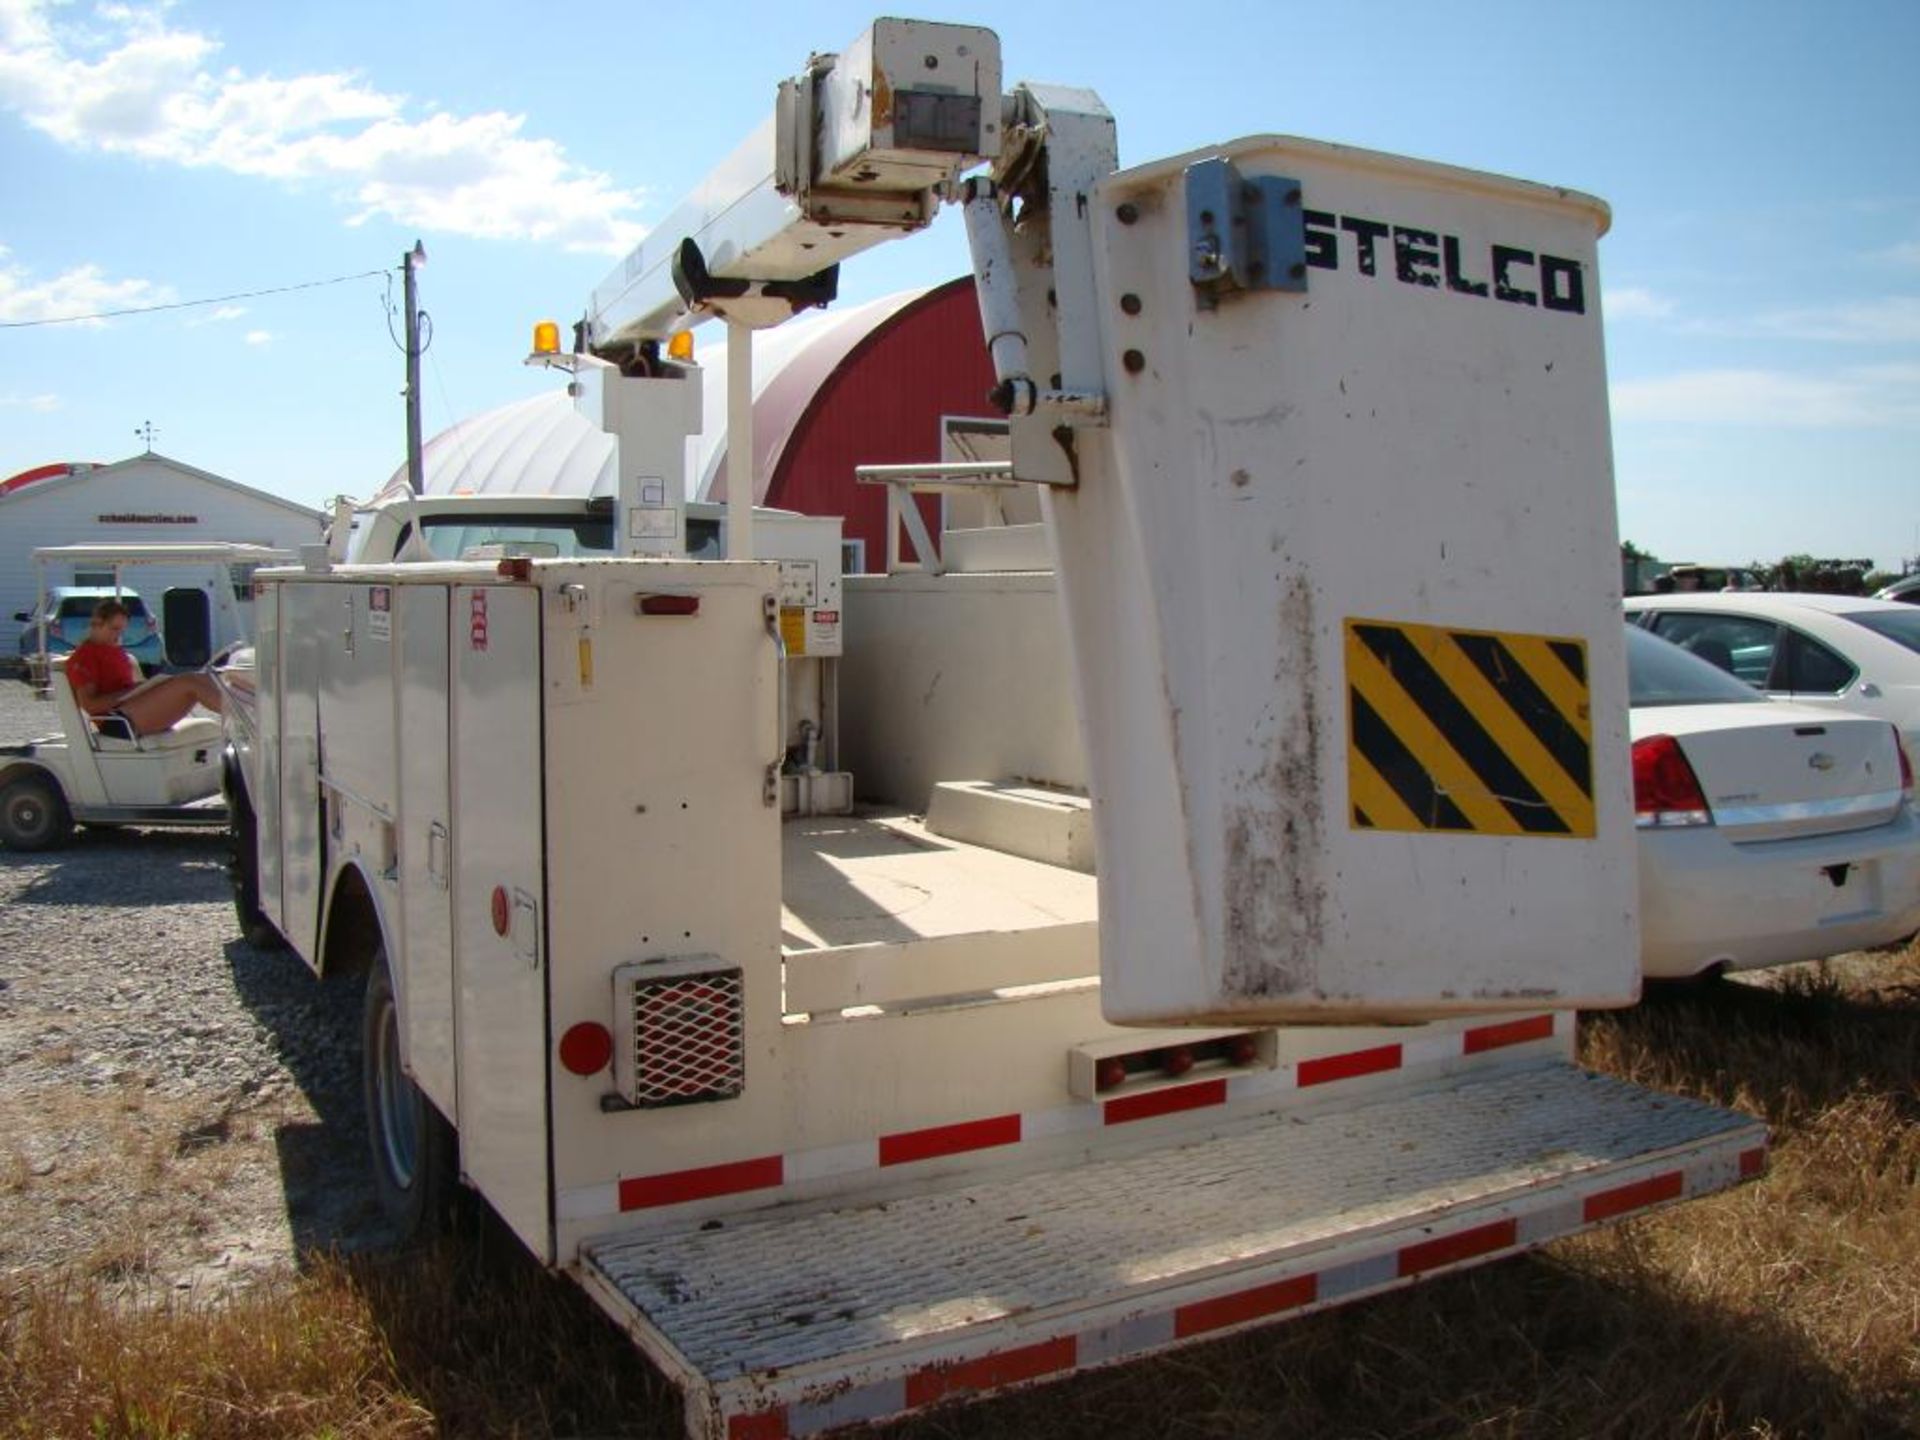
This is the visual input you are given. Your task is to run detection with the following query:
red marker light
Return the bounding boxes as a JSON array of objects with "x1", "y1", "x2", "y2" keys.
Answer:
[
  {"x1": 1226, "y1": 1034, "x2": 1259, "y2": 1067},
  {"x1": 1094, "y1": 1056, "x2": 1128, "y2": 1092},
  {"x1": 638, "y1": 593, "x2": 700, "y2": 616},
  {"x1": 497, "y1": 558, "x2": 533, "y2": 582},
  {"x1": 1159, "y1": 1046, "x2": 1195, "y2": 1079},
  {"x1": 490, "y1": 885, "x2": 511, "y2": 936},
  {"x1": 558, "y1": 1022, "x2": 614, "y2": 1076}
]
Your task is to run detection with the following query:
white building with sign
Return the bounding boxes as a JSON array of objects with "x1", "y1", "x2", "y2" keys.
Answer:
[{"x1": 0, "y1": 452, "x2": 323, "y2": 659}]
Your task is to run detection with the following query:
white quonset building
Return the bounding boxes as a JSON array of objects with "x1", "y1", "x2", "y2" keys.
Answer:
[{"x1": 0, "y1": 452, "x2": 324, "y2": 657}]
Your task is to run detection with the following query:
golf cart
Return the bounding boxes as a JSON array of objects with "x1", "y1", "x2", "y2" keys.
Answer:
[
  {"x1": 0, "y1": 543, "x2": 289, "y2": 851},
  {"x1": 17, "y1": 542, "x2": 290, "y2": 684}
]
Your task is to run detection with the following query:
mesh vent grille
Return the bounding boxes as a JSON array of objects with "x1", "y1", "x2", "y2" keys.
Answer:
[{"x1": 627, "y1": 966, "x2": 745, "y2": 1107}]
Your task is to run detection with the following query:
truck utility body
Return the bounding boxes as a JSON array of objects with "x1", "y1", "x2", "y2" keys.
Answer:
[
  {"x1": 248, "y1": 556, "x2": 1758, "y2": 1438},
  {"x1": 234, "y1": 19, "x2": 1766, "y2": 1438}
]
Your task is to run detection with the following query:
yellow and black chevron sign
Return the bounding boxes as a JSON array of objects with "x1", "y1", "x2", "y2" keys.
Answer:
[{"x1": 1345, "y1": 617, "x2": 1594, "y2": 838}]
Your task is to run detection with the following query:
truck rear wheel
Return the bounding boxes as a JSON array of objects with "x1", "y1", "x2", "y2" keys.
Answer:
[
  {"x1": 0, "y1": 772, "x2": 72, "y2": 852},
  {"x1": 362, "y1": 951, "x2": 457, "y2": 1242},
  {"x1": 227, "y1": 781, "x2": 285, "y2": 949}
]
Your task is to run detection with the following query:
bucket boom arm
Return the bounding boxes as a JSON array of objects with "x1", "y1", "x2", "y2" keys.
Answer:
[{"x1": 584, "y1": 20, "x2": 1003, "y2": 358}]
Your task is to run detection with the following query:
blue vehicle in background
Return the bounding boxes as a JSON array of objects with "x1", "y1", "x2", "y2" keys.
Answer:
[{"x1": 15, "y1": 586, "x2": 165, "y2": 683}]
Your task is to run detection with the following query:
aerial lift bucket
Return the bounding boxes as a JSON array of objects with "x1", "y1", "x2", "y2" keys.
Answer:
[{"x1": 1044, "y1": 137, "x2": 1633, "y2": 1025}]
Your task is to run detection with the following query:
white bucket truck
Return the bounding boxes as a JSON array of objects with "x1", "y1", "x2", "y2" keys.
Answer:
[{"x1": 227, "y1": 20, "x2": 1765, "y2": 1438}]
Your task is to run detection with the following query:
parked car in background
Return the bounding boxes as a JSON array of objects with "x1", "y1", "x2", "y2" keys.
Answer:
[
  {"x1": 1627, "y1": 624, "x2": 1920, "y2": 979},
  {"x1": 14, "y1": 586, "x2": 164, "y2": 681},
  {"x1": 1660, "y1": 563, "x2": 1766, "y2": 593},
  {"x1": 1624, "y1": 593, "x2": 1920, "y2": 774},
  {"x1": 1875, "y1": 574, "x2": 1920, "y2": 605}
]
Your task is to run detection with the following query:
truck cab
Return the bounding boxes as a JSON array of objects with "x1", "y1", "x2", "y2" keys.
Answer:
[{"x1": 338, "y1": 492, "x2": 734, "y2": 566}]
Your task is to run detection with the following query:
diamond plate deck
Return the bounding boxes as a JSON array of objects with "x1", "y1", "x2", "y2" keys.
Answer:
[{"x1": 584, "y1": 1063, "x2": 1761, "y2": 1412}]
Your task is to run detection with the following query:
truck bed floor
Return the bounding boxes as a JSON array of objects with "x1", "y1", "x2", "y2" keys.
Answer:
[{"x1": 779, "y1": 811, "x2": 1095, "y2": 952}]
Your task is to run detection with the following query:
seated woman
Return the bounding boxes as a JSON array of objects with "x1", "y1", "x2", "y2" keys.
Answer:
[{"x1": 66, "y1": 598, "x2": 224, "y2": 736}]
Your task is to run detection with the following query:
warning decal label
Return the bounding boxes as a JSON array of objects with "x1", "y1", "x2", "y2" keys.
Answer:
[{"x1": 1345, "y1": 618, "x2": 1593, "y2": 838}]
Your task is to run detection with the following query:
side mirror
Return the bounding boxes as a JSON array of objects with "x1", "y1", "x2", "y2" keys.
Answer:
[{"x1": 12, "y1": 611, "x2": 29, "y2": 623}]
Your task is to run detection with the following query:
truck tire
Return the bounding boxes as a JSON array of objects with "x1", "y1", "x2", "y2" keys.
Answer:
[
  {"x1": 362, "y1": 950, "x2": 457, "y2": 1242},
  {"x1": 0, "y1": 772, "x2": 72, "y2": 852},
  {"x1": 227, "y1": 783, "x2": 286, "y2": 950}
]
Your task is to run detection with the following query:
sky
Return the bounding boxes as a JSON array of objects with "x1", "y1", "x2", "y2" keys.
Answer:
[{"x1": 1, "y1": 0, "x2": 1915, "y2": 572}]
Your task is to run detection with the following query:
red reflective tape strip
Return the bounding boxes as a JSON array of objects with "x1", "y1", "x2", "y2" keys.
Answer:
[
  {"x1": 728, "y1": 1409, "x2": 789, "y2": 1440},
  {"x1": 1103, "y1": 1078, "x2": 1227, "y2": 1126},
  {"x1": 1582, "y1": 1170, "x2": 1683, "y2": 1224},
  {"x1": 904, "y1": 1335, "x2": 1078, "y2": 1408},
  {"x1": 1174, "y1": 1273, "x2": 1319, "y2": 1339},
  {"x1": 1463, "y1": 1014, "x2": 1554, "y2": 1054},
  {"x1": 880, "y1": 1114, "x2": 1022, "y2": 1166},
  {"x1": 1739, "y1": 1146, "x2": 1768, "y2": 1178},
  {"x1": 619, "y1": 1155, "x2": 784, "y2": 1211},
  {"x1": 1398, "y1": 1218, "x2": 1517, "y2": 1277},
  {"x1": 1298, "y1": 1043, "x2": 1402, "y2": 1088}
]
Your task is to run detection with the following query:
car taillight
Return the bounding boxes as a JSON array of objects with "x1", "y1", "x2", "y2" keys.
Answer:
[
  {"x1": 1895, "y1": 727, "x2": 1914, "y2": 794},
  {"x1": 1632, "y1": 734, "x2": 1712, "y2": 828}
]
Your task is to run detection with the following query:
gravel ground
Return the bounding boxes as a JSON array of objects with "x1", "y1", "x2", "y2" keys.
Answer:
[{"x1": 0, "y1": 678, "x2": 385, "y2": 1293}]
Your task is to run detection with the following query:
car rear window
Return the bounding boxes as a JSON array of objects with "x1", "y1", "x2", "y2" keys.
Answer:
[
  {"x1": 56, "y1": 596, "x2": 149, "y2": 620},
  {"x1": 1625, "y1": 625, "x2": 1765, "y2": 707},
  {"x1": 1841, "y1": 608, "x2": 1920, "y2": 656}
]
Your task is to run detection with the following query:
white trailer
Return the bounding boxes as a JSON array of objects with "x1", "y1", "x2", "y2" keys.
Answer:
[{"x1": 230, "y1": 20, "x2": 1765, "y2": 1438}]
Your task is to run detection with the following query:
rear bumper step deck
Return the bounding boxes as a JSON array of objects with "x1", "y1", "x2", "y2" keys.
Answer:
[{"x1": 582, "y1": 1063, "x2": 1764, "y2": 1439}]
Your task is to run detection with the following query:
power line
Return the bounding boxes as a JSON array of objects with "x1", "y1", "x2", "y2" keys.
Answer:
[{"x1": 0, "y1": 267, "x2": 389, "y2": 329}]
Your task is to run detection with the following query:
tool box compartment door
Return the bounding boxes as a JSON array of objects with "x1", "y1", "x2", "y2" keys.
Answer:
[{"x1": 451, "y1": 582, "x2": 552, "y2": 1259}]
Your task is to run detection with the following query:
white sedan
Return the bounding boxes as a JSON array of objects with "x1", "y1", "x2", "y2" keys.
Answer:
[
  {"x1": 1624, "y1": 592, "x2": 1920, "y2": 771},
  {"x1": 1627, "y1": 624, "x2": 1920, "y2": 980}
]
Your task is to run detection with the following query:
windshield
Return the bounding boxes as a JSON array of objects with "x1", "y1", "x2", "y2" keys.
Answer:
[
  {"x1": 414, "y1": 515, "x2": 614, "y2": 561},
  {"x1": 1841, "y1": 608, "x2": 1920, "y2": 656},
  {"x1": 1625, "y1": 624, "x2": 1765, "y2": 707}
]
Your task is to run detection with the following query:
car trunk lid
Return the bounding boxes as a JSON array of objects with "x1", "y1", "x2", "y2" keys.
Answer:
[{"x1": 1658, "y1": 706, "x2": 1905, "y2": 843}]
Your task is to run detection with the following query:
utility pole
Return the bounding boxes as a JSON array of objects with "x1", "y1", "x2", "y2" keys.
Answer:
[{"x1": 402, "y1": 240, "x2": 427, "y2": 495}]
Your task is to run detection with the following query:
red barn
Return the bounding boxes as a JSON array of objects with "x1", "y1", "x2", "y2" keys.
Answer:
[
  {"x1": 697, "y1": 277, "x2": 995, "y2": 570},
  {"x1": 413, "y1": 279, "x2": 997, "y2": 571}
]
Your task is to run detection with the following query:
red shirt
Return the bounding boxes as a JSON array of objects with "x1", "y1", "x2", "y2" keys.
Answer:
[{"x1": 66, "y1": 641, "x2": 138, "y2": 713}]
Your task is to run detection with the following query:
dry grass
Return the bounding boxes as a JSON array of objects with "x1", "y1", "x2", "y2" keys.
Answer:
[
  {"x1": 0, "y1": 1240, "x2": 672, "y2": 1439},
  {"x1": 4, "y1": 944, "x2": 1917, "y2": 1440},
  {"x1": 0, "y1": 1084, "x2": 262, "y2": 1286}
]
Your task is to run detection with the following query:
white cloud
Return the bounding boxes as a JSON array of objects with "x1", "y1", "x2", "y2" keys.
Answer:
[
  {"x1": 0, "y1": 243, "x2": 176, "y2": 325},
  {"x1": 0, "y1": 390, "x2": 61, "y2": 411},
  {"x1": 1611, "y1": 366, "x2": 1920, "y2": 430},
  {"x1": 0, "y1": 1, "x2": 646, "y2": 255},
  {"x1": 243, "y1": 328, "x2": 270, "y2": 345},
  {"x1": 185, "y1": 303, "x2": 246, "y2": 326},
  {"x1": 1604, "y1": 286, "x2": 1674, "y2": 321},
  {"x1": 1873, "y1": 241, "x2": 1920, "y2": 268},
  {"x1": 1742, "y1": 296, "x2": 1920, "y2": 345}
]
